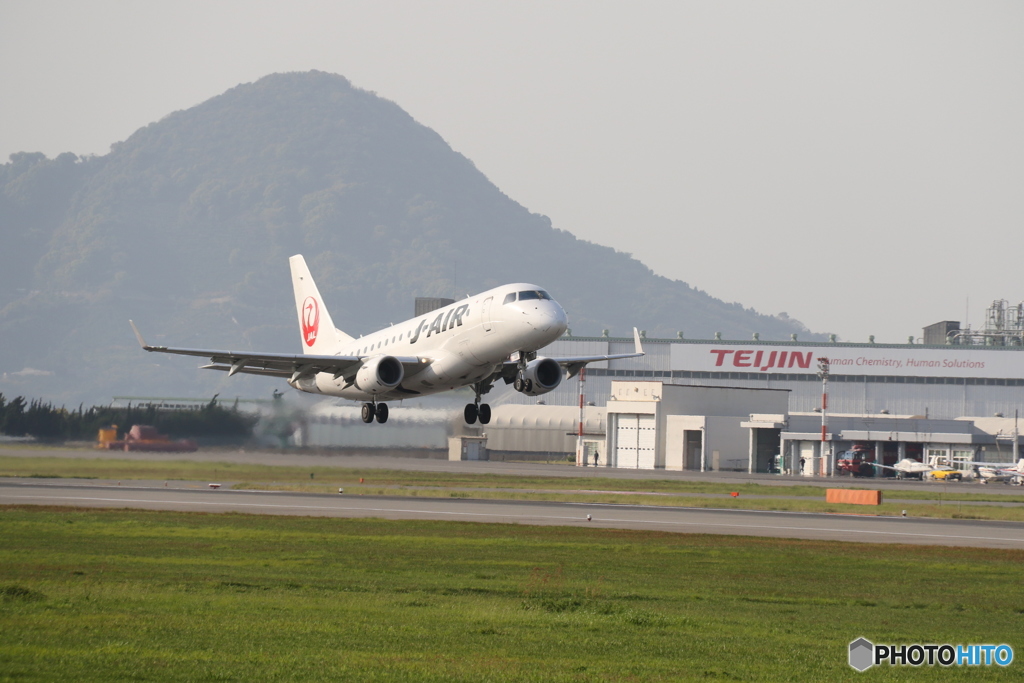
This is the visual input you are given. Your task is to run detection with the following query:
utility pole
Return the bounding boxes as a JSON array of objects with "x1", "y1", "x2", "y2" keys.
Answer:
[{"x1": 817, "y1": 357, "x2": 830, "y2": 476}]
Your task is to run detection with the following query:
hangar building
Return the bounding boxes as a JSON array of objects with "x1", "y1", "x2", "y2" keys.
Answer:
[
  {"x1": 509, "y1": 331, "x2": 1024, "y2": 420},
  {"x1": 487, "y1": 310, "x2": 1024, "y2": 473}
]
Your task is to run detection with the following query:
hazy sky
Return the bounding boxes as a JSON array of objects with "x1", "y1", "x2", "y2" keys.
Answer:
[{"x1": 3, "y1": 1, "x2": 1022, "y2": 343}]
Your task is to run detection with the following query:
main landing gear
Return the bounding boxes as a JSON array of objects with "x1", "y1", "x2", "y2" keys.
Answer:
[
  {"x1": 464, "y1": 381, "x2": 491, "y2": 425},
  {"x1": 361, "y1": 401, "x2": 389, "y2": 424},
  {"x1": 464, "y1": 402, "x2": 491, "y2": 425}
]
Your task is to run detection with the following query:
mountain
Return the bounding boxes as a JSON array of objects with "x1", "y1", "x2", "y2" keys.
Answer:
[{"x1": 0, "y1": 71, "x2": 820, "y2": 405}]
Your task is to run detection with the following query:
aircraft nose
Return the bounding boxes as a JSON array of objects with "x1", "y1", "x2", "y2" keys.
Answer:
[
  {"x1": 534, "y1": 304, "x2": 568, "y2": 336},
  {"x1": 553, "y1": 306, "x2": 569, "y2": 336}
]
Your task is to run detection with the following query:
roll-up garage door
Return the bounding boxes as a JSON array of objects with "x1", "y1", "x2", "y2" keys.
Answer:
[
  {"x1": 615, "y1": 415, "x2": 639, "y2": 469},
  {"x1": 637, "y1": 415, "x2": 656, "y2": 469},
  {"x1": 614, "y1": 414, "x2": 656, "y2": 469}
]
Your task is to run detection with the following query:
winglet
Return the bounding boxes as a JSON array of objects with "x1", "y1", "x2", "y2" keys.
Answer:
[
  {"x1": 129, "y1": 320, "x2": 150, "y2": 350},
  {"x1": 633, "y1": 327, "x2": 645, "y2": 356}
]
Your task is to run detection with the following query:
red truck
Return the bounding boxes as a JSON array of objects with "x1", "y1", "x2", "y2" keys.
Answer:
[
  {"x1": 97, "y1": 425, "x2": 197, "y2": 452},
  {"x1": 837, "y1": 445, "x2": 875, "y2": 477}
]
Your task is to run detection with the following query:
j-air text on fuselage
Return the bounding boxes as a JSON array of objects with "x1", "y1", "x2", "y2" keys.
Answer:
[{"x1": 131, "y1": 255, "x2": 644, "y2": 425}]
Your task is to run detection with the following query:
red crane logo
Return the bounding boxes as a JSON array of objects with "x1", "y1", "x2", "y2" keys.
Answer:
[{"x1": 301, "y1": 297, "x2": 319, "y2": 347}]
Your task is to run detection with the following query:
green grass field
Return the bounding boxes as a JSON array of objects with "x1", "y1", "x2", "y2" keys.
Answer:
[{"x1": 1, "y1": 506, "x2": 1021, "y2": 681}]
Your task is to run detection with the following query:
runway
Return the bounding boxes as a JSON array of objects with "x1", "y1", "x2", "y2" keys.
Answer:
[{"x1": 3, "y1": 480, "x2": 1022, "y2": 549}]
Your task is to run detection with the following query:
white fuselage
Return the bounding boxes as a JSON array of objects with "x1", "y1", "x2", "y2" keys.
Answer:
[{"x1": 289, "y1": 282, "x2": 568, "y2": 401}]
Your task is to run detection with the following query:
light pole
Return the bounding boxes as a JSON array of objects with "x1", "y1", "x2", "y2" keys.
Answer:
[
  {"x1": 817, "y1": 357, "x2": 831, "y2": 476},
  {"x1": 576, "y1": 366, "x2": 586, "y2": 466}
]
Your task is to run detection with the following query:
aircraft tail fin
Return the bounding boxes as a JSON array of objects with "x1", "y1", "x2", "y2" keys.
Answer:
[{"x1": 289, "y1": 254, "x2": 354, "y2": 354}]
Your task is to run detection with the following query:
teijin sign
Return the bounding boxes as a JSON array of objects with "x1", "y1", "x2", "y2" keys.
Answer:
[{"x1": 669, "y1": 344, "x2": 1024, "y2": 380}]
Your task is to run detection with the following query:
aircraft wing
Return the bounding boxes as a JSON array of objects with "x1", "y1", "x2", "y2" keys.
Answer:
[
  {"x1": 130, "y1": 321, "x2": 423, "y2": 383},
  {"x1": 551, "y1": 326, "x2": 646, "y2": 378},
  {"x1": 871, "y1": 461, "x2": 933, "y2": 473},
  {"x1": 971, "y1": 460, "x2": 1023, "y2": 472},
  {"x1": 866, "y1": 462, "x2": 915, "y2": 474},
  {"x1": 499, "y1": 327, "x2": 646, "y2": 381},
  {"x1": 979, "y1": 461, "x2": 1024, "y2": 475}
]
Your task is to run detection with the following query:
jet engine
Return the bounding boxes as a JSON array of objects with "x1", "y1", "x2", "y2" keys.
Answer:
[
  {"x1": 354, "y1": 355, "x2": 404, "y2": 394},
  {"x1": 520, "y1": 357, "x2": 563, "y2": 396}
]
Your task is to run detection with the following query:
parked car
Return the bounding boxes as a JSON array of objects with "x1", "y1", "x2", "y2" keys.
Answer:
[{"x1": 929, "y1": 468, "x2": 963, "y2": 482}]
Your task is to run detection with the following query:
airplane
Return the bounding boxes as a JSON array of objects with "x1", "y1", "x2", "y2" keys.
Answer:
[
  {"x1": 131, "y1": 254, "x2": 644, "y2": 425},
  {"x1": 874, "y1": 458, "x2": 943, "y2": 480},
  {"x1": 975, "y1": 460, "x2": 1024, "y2": 485},
  {"x1": 862, "y1": 458, "x2": 958, "y2": 480}
]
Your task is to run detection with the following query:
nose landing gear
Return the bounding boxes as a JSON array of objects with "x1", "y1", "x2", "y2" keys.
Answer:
[
  {"x1": 513, "y1": 377, "x2": 533, "y2": 393},
  {"x1": 512, "y1": 355, "x2": 533, "y2": 394}
]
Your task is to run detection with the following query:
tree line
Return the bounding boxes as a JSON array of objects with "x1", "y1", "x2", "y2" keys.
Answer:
[{"x1": 0, "y1": 393, "x2": 256, "y2": 442}]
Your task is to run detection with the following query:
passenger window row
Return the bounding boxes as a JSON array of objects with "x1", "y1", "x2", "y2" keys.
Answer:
[{"x1": 356, "y1": 333, "x2": 405, "y2": 356}]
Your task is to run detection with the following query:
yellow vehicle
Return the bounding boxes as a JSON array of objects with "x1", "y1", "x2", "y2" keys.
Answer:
[{"x1": 929, "y1": 469, "x2": 963, "y2": 482}]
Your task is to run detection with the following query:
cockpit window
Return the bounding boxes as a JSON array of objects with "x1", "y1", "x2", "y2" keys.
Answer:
[
  {"x1": 518, "y1": 290, "x2": 551, "y2": 301},
  {"x1": 503, "y1": 293, "x2": 516, "y2": 305}
]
